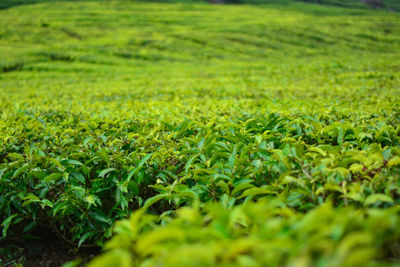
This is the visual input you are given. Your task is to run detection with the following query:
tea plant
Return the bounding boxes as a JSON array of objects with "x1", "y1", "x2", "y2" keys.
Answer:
[{"x1": 0, "y1": 0, "x2": 399, "y2": 265}]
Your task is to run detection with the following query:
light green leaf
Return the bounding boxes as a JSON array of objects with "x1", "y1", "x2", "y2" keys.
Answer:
[
  {"x1": 84, "y1": 195, "x2": 99, "y2": 207},
  {"x1": 364, "y1": 194, "x2": 393, "y2": 206},
  {"x1": 387, "y1": 156, "x2": 400, "y2": 167}
]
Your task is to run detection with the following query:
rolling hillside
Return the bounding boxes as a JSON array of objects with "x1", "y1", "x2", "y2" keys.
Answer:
[{"x1": 0, "y1": 0, "x2": 399, "y2": 266}]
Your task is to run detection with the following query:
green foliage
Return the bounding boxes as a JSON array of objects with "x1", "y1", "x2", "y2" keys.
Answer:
[
  {"x1": 0, "y1": 0, "x2": 399, "y2": 265},
  {"x1": 89, "y1": 201, "x2": 400, "y2": 266}
]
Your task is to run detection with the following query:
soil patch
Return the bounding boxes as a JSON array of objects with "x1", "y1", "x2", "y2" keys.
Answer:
[{"x1": 0, "y1": 227, "x2": 100, "y2": 267}]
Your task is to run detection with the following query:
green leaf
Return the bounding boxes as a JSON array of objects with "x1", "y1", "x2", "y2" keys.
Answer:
[
  {"x1": 22, "y1": 194, "x2": 41, "y2": 206},
  {"x1": 239, "y1": 186, "x2": 275, "y2": 199},
  {"x1": 71, "y1": 172, "x2": 86, "y2": 184},
  {"x1": 43, "y1": 173, "x2": 63, "y2": 182},
  {"x1": 40, "y1": 199, "x2": 54, "y2": 208},
  {"x1": 98, "y1": 150, "x2": 109, "y2": 162},
  {"x1": 387, "y1": 156, "x2": 400, "y2": 167},
  {"x1": 84, "y1": 195, "x2": 99, "y2": 207},
  {"x1": 13, "y1": 163, "x2": 29, "y2": 178},
  {"x1": 78, "y1": 232, "x2": 94, "y2": 248},
  {"x1": 128, "y1": 181, "x2": 139, "y2": 195},
  {"x1": 185, "y1": 153, "x2": 200, "y2": 175},
  {"x1": 83, "y1": 137, "x2": 93, "y2": 146},
  {"x1": 2, "y1": 214, "x2": 18, "y2": 238},
  {"x1": 62, "y1": 259, "x2": 82, "y2": 267},
  {"x1": 90, "y1": 211, "x2": 111, "y2": 225},
  {"x1": 231, "y1": 183, "x2": 254, "y2": 196},
  {"x1": 308, "y1": 147, "x2": 327, "y2": 157},
  {"x1": 364, "y1": 194, "x2": 394, "y2": 206},
  {"x1": 143, "y1": 193, "x2": 169, "y2": 209},
  {"x1": 23, "y1": 221, "x2": 36, "y2": 233},
  {"x1": 65, "y1": 159, "x2": 83, "y2": 166},
  {"x1": 88, "y1": 250, "x2": 132, "y2": 267},
  {"x1": 127, "y1": 153, "x2": 153, "y2": 180},
  {"x1": 99, "y1": 168, "x2": 117, "y2": 178}
]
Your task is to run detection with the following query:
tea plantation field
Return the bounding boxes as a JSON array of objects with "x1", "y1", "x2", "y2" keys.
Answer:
[{"x1": 1, "y1": 0, "x2": 400, "y2": 266}]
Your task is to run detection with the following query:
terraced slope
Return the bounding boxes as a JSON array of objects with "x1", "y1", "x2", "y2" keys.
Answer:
[{"x1": 0, "y1": 1, "x2": 400, "y2": 266}]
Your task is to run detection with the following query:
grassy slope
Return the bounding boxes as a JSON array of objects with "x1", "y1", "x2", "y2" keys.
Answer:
[
  {"x1": 0, "y1": 0, "x2": 400, "y2": 11},
  {"x1": 0, "y1": 1, "x2": 400, "y2": 265},
  {"x1": 1, "y1": 0, "x2": 400, "y2": 10},
  {"x1": 1, "y1": 1, "x2": 399, "y2": 110}
]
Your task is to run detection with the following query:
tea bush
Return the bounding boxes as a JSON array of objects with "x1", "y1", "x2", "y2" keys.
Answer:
[
  {"x1": 0, "y1": 0, "x2": 399, "y2": 265},
  {"x1": 89, "y1": 202, "x2": 400, "y2": 267}
]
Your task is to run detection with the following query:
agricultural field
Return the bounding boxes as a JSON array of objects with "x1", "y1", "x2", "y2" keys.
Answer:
[{"x1": 1, "y1": 0, "x2": 400, "y2": 266}]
